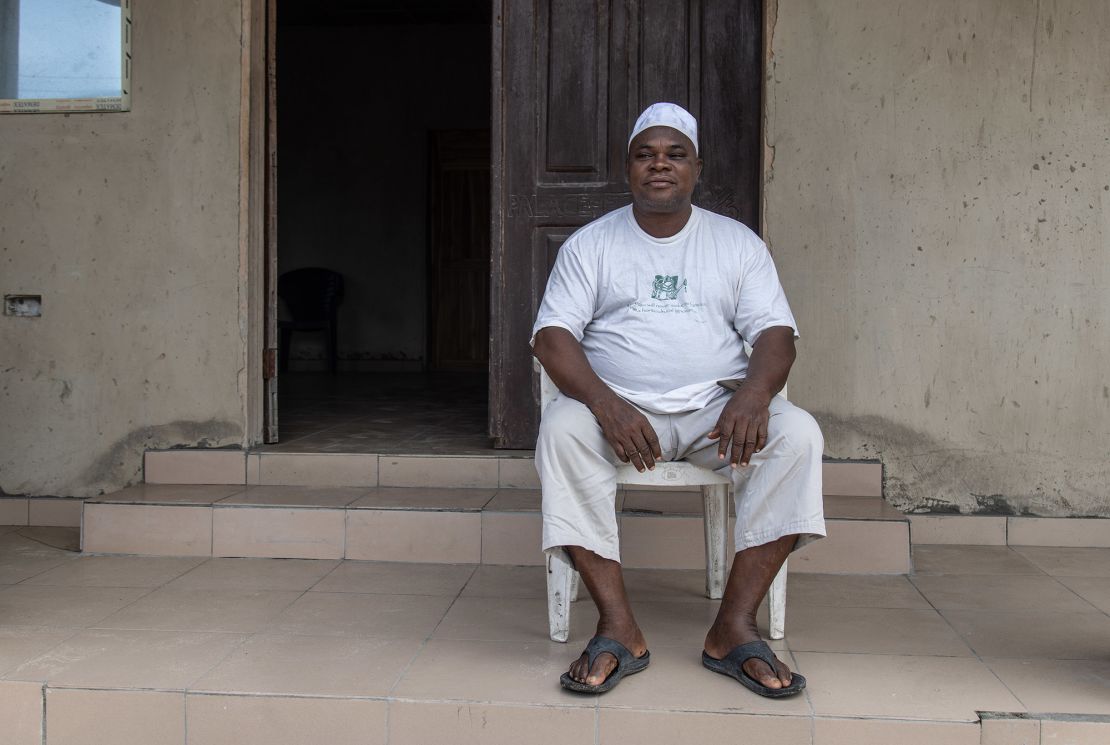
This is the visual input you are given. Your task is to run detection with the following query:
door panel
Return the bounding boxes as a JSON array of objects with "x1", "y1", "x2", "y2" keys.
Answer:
[{"x1": 490, "y1": 0, "x2": 762, "y2": 448}]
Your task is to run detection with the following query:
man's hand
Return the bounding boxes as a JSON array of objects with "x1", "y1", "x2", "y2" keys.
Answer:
[
  {"x1": 591, "y1": 396, "x2": 662, "y2": 473},
  {"x1": 708, "y1": 384, "x2": 773, "y2": 468}
]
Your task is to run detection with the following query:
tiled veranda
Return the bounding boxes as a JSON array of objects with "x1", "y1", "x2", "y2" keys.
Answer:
[{"x1": 2, "y1": 525, "x2": 1109, "y2": 744}]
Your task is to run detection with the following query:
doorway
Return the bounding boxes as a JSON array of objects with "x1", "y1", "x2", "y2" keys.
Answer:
[{"x1": 267, "y1": 1, "x2": 493, "y2": 453}]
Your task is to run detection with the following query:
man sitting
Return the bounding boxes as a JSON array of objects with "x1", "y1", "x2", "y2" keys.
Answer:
[{"x1": 531, "y1": 103, "x2": 826, "y2": 697}]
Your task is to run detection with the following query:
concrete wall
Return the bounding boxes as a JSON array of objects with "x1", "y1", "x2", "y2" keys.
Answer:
[
  {"x1": 766, "y1": 0, "x2": 1110, "y2": 515},
  {"x1": 0, "y1": 1, "x2": 245, "y2": 497},
  {"x1": 278, "y1": 23, "x2": 489, "y2": 367}
]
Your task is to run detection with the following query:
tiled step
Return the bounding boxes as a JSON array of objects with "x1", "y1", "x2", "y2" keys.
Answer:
[
  {"x1": 82, "y1": 485, "x2": 910, "y2": 573},
  {"x1": 145, "y1": 449, "x2": 883, "y2": 495},
  {"x1": 15, "y1": 680, "x2": 1106, "y2": 745}
]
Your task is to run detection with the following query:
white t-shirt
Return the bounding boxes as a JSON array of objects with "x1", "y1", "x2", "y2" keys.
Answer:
[{"x1": 531, "y1": 205, "x2": 798, "y2": 414}]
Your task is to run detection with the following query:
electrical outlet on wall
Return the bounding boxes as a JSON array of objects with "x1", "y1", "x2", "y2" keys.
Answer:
[{"x1": 4, "y1": 295, "x2": 42, "y2": 317}]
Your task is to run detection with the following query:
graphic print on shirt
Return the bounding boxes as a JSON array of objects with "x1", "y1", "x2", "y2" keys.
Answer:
[{"x1": 650, "y1": 275, "x2": 687, "y2": 300}]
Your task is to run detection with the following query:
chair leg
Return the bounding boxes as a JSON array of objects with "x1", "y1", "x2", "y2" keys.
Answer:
[
  {"x1": 767, "y1": 559, "x2": 787, "y2": 640},
  {"x1": 546, "y1": 547, "x2": 576, "y2": 643},
  {"x1": 702, "y1": 483, "x2": 729, "y2": 599}
]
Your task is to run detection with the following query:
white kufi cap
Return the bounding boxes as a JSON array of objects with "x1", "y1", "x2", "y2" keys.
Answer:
[{"x1": 628, "y1": 102, "x2": 698, "y2": 154}]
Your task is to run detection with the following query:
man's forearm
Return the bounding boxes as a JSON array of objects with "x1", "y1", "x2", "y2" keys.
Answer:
[
  {"x1": 741, "y1": 326, "x2": 797, "y2": 399},
  {"x1": 532, "y1": 327, "x2": 619, "y2": 413}
]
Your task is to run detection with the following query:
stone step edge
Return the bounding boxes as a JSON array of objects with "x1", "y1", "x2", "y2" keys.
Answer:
[
  {"x1": 21, "y1": 681, "x2": 1087, "y2": 745},
  {"x1": 80, "y1": 501, "x2": 911, "y2": 573},
  {"x1": 143, "y1": 449, "x2": 882, "y2": 496}
]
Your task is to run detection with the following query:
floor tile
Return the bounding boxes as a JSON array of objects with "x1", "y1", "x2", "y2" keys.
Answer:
[
  {"x1": 483, "y1": 488, "x2": 542, "y2": 511},
  {"x1": 0, "y1": 585, "x2": 149, "y2": 627},
  {"x1": 379, "y1": 456, "x2": 499, "y2": 488},
  {"x1": 212, "y1": 506, "x2": 345, "y2": 560},
  {"x1": 14, "y1": 527, "x2": 81, "y2": 551},
  {"x1": 600, "y1": 645, "x2": 811, "y2": 716},
  {"x1": 392, "y1": 639, "x2": 597, "y2": 707},
  {"x1": 347, "y1": 509, "x2": 482, "y2": 563},
  {"x1": 6, "y1": 628, "x2": 247, "y2": 688},
  {"x1": 459, "y1": 565, "x2": 548, "y2": 599},
  {"x1": 433, "y1": 596, "x2": 598, "y2": 643},
  {"x1": 794, "y1": 651, "x2": 1024, "y2": 721},
  {"x1": 1056, "y1": 576, "x2": 1110, "y2": 614},
  {"x1": 45, "y1": 688, "x2": 185, "y2": 745},
  {"x1": 784, "y1": 605, "x2": 973, "y2": 656},
  {"x1": 94, "y1": 587, "x2": 302, "y2": 633},
  {"x1": 0, "y1": 680, "x2": 43, "y2": 745},
  {"x1": 186, "y1": 694, "x2": 386, "y2": 745},
  {"x1": 912, "y1": 545, "x2": 1044, "y2": 575},
  {"x1": 1010, "y1": 546, "x2": 1110, "y2": 577},
  {"x1": 391, "y1": 701, "x2": 596, "y2": 745},
  {"x1": 625, "y1": 600, "x2": 745, "y2": 648},
  {"x1": 599, "y1": 708, "x2": 811, "y2": 744},
  {"x1": 269, "y1": 591, "x2": 453, "y2": 638},
  {"x1": 349, "y1": 486, "x2": 495, "y2": 511},
  {"x1": 144, "y1": 450, "x2": 245, "y2": 485},
  {"x1": 909, "y1": 515, "x2": 1008, "y2": 545},
  {"x1": 823, "y1": 495, "x2": 905, "y2": 519},
  {"x1": 0, "y1": 541, "x2": 74, "y2": 584},
  {"x1": 256, "y1": 452, "x2": 379, "y2": 487},
  {"x1": 786, "y1": 573, "x2": 931, "y2": 609},
  {"x1": 623, "y1": 568, "x2": 715, "y2": 603},
  {"x1": 941, "y1": 609, "x2": 1110, "y2": 659},
  {"x1": 27, "y1": 498, "x2": 83, "y2": 528},
  {"x1": 310, "y1": 560, "x2": 475, "y2": 595},
  {"x1": 0, "y1": 626, "x2": 77, "y2": 676},
  {"x1": 90, "y1": 484, "x2": 243, "y2": 505},
  {"x1": 22, "y1": 555, "x2": 205, "y2": 588},
  {"x1": 1039, "y1": 719, "x2": 1110, "y2": 743},
  {"x1": 83, "y1": 504, "x2": 212, "y2": 556},
  {"x1": 480, "y1": 512, "x2": 543, "y2": 565},
  {"x1": 165, "y1": 558, "x2": 339, "y2": 591},
  {"x1": 498, "y1": 457, "x2": 540, "y2": 488},
  {"x1": 911, "y1": 574, "x2": 1097, "y2": 612},
  {"x1": 789, "y1": 519, "x2": 911, "y2": 574},
  {"x1": 823, "y1": 461, "x2": 882, "y2": 497},
  {"x1": 216, "y1": 485, "x2": 368, "y2": 507},
  {"x1": 1007, "y1": 517, "x2": 1110, "y2": 548},
  {"x1": 620, "y1": 515, "x2": 707, "y2": 570},
  {"x1": 0, "y1": 500, "x2": 29, "y2": 525},
  {"x1": 193, "y1": 633, "x2": 423, "y2": 697},
  {"x1": 985, "y1": 658, "x2": 1110, "y2": 715},
  {"x1": 813, "y1": 717, "x2": 980, "y2": 744}
]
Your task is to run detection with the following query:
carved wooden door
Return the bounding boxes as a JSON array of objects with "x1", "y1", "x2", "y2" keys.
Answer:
[{"x1": 490, "y1": 0, "x2": 762, "y2": 448}]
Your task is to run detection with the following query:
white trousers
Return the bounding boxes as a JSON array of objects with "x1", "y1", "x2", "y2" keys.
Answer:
[{"x1": 536, "y1": 390, "x2": 827, "y2": 563}]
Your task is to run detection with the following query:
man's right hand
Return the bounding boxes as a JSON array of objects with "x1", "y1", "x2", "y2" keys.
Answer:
[
  {"x1": 533, "y1": 326, "x2": 662, "y2": 472},
  {"x1": 590, "y1": 395, "x2": 662, "y2": 472}
]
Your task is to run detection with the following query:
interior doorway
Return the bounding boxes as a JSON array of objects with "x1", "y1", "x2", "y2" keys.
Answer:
[{"x1": 267, "y1": 0, "x2": 493, "y2": 453}]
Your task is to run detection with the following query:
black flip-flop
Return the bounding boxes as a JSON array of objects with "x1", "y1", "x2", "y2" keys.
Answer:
[
  {"x1": 559, "y1": 635, "x2": 650, "y2": 694},
  {"x1": 702, "y1": 640, "x2": 805, "y2": 698}
]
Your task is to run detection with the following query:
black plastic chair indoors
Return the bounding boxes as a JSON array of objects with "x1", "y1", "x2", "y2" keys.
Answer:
[{"x1": 278, "y1": 267, "x2": 345, "y2": 373}]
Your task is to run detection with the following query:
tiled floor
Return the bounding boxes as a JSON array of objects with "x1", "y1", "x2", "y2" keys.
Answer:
[
  {"x1": 2, "y1": 530, "x2": 1110, "y2": 744},
  {"x1": 268, "y1": 372, "x2": 494, "y2": 454}
]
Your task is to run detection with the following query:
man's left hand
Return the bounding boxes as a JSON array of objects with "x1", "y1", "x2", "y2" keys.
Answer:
[{"x1": 707, "y1": 384, "x2": 773, "y2": 468}]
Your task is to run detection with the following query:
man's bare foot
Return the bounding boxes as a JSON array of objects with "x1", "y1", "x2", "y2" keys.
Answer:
[
  {"x1": 566, "y1": 616, "x2": 648, "y2": 686},
  {"x1": 704, "y1": 620, "x2": 792, "y2": 690}
]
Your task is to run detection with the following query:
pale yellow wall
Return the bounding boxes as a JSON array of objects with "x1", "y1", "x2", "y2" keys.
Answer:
[
  {"x1": 766, "y1": 0, "x2": 1110, "y2": 515},
  {"x1": 0, "y1": 1, "x2": 245, "y2": 497}
]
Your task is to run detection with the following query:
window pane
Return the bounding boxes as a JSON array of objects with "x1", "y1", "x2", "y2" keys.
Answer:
[{"x1": 18, "y1": 0, "x2": 121, "y2": 99}]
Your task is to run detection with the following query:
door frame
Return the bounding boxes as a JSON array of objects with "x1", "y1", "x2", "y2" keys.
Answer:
[{"x1": 243, "y1": 0, "x2": 772, "y2": 448}]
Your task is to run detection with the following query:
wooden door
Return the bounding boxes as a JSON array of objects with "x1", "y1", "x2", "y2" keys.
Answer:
[
  {"x1": 490, "y1": 0, "x2": 762, "y2": 448},
  {"x1": 428, "y1": 130, "x2": 491, "y2": 371}
]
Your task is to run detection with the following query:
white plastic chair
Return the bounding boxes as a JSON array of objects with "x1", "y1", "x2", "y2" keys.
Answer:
[{"x1": 537, "y1": 362, "x2": 787, "y2": 643}]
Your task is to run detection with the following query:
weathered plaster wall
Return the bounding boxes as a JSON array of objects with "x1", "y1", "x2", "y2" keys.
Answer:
[
  {"x1": 0, "y1": 1, "x2": 245, "y2": 496},
  {"x1": 766, "y1": 0, "x2": 1110, "y2": 515}
]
